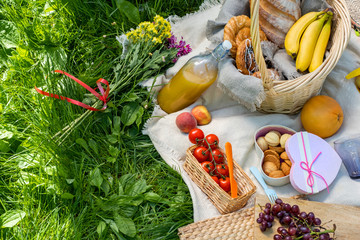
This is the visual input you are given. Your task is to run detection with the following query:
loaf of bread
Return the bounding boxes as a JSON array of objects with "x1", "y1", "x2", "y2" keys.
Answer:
[{"x1": 252, "y1": 0, "x2": 301, "y2": 48}]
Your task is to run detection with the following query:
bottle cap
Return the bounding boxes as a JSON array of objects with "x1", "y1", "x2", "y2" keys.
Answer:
[{"x1": 222, "y1": 40, "x2": 232, "y2": 50}]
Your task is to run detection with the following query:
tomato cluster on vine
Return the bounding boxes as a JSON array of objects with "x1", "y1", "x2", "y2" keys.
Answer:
[{"x1": 188, "y1": 128, "x2": 231, "y2": 192}]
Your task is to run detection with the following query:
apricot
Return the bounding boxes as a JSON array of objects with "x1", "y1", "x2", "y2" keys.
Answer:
[
  {"x1": 191, "y1": 105, "x2": 212, "y2": 125},
  {"x1": 175, "y1": 112, "x2": 197, "y2": 133}
]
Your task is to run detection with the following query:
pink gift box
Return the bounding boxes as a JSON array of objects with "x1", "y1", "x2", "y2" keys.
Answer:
[{"x1": 285, "y1": 131, "x2": 342, "y2": 194}]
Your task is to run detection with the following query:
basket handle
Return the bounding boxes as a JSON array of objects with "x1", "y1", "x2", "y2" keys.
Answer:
[{"x1": 250, "y1": 0, "x2": 275, "y2": 93}]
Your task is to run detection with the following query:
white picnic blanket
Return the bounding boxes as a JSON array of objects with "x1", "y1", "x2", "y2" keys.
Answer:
[{"x1": 143, "y1": 0, "x2": 360, "y2": 222}]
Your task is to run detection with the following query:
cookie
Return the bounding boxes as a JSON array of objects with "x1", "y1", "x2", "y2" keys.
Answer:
[
  {"x1": 264, "y1": 154, "x2": 281, "y2": 169},
  {"x1": 269, "y1": 170, "x2": 286, "y2": 178},
  {"x1": 280, "y1": 151, "x2": 289, "y2": 160},
  {"x1": 262, "y1": 161, "x2": 278, "y2": 175},
  {"x1": 269, "y1": 145, "x2": 285, "y2": 154},
  {"x1": 264, "y1": 149, "x2": 280, "y2": 159},
  {"x1": 281, "y1": 161, "x2": 291, "y2": 176}
]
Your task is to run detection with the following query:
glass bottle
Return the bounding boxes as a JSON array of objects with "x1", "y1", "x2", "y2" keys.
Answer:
[{"x1": 157, "y1": 40, "x2": 232, "y2": 114}]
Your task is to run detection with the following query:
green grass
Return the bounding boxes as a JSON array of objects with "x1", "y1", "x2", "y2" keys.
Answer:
[{"x1": 0, "y1": 0, "x2": 205, "y2": 239}]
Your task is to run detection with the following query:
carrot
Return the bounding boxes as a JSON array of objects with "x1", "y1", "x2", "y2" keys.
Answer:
[{"x1": 225, "y1": 142, "x2": 237, "y2": 198}]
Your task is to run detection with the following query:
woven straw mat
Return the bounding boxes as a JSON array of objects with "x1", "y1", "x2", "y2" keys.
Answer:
[{"x1": 178, "y1": 207, "x2": 254, "y2": 240}]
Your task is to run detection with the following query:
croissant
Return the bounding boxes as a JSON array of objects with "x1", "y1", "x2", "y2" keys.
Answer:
[{"x1": 223, "y1": 15, "x2": 251, "y2": 57}]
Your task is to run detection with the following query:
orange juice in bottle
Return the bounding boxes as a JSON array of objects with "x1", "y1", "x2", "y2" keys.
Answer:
[{"x1": 157, "y1": 41, "x2": 232, "y2": 113}]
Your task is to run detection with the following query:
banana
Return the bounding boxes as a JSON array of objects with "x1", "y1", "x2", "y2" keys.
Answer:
[
  {"x1": 346, "y1": 67, "x2": 360, "y2": 79},
  {"x1": 296, "y1": 13, "x2": 330, "y2": 72},
  {"x1": 284, "y1": 11, "x2": 325, "y2": 58},
  {"x1": 308, "y1": 15, "x2": 333, "y2": 73}
]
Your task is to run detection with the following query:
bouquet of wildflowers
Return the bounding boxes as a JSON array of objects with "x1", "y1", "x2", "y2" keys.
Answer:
[{"x1": 55, "y1": 15, "x2": 192, "y2": 143}]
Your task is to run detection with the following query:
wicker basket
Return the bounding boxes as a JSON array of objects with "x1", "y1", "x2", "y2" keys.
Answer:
[
  {"x1": 183, "y1": 145, "x2": 256, "y2": 214},
  {"x1": 178, "y1": 207, "x2": 255, "y2": 240},
  {"x1": 250, "y1": 0, "x2": 351, "y2": 114}
]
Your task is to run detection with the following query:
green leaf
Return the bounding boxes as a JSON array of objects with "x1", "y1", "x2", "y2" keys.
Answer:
[
  {"x1": 124, "y1": 93, "x2": 139, "y2": 102},
  {"x1": 135, "y1": 106, "x2": 144, "y2": 128},
  {"x1": 109, "y1": 220, "x2": 119, "y2": 233},
  {"x1": 121, "y1": 102, "x2": 143, "y2": 127},
  {"x1": 0, "y1": 140, "x2": 10, "y2": 153},
  {"x1": 96, "y1": 195, "x2": 120, "y2": 212},
  {"x1": 106, "y1": 157, "x2": 116, "y2": 163},
  {"x1": 89, "y1": 168, "x2": 103, "y2": 188},
  {"x1": 107, "y1": 134, "x2": 118, "y2": 144},
  {"x1": 101, "y1": 181, "x2": 110, "y2": 196},
  {"x1": 1, "y1": 210, "x2": 26, "y2": 228},
  {"x1": 126, "y1": 179, "x2": 148, "y2": 196},
  {"x1": 76, "y1": 138, "x2": 89, "y2": 152},
  {"x1": 114, "y1": 214, "x2": 136, "y2": 237},
  {"x1": 117, "y1": 195, "x2": 143, "y2": 206},
  {"x1": 88, "y1": 139, "x2": 99, "y2": 155},
  {"x1": 119, "y1": 206, "x2": 138, "y2": 218},
  {"x1": 96, "y1": 221, "x2": 107, "y2": 236},
  {"x1": 113, "y1": 116, "x2": 121, "y2": 135},
  {"x1": 0, "y1": 20, "x2": 19, "y2": 49},
  {"x1": 61, "y1": 193, "x2": 74, "y2": 199},
  {"x1": 144, "y1": 192, "x2": 163, "y2": 203},
  {"x1": 115, "y1": 0, "x2": 140, "y2": 25},
  {"x1": 66, "y1": 179, "x2": 75, "y2": 184},
  {"x1": 108, "y1": 145, "x2": 119, "y2": 157}
]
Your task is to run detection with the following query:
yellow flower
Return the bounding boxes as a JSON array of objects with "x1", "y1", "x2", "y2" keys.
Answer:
[{"x1": 126, "y1": 15, "x2": 172, "y2": 45}]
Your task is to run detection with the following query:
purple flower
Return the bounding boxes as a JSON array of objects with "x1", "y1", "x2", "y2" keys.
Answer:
[{"x1": 166, "y1": 32, "x2": 192, "y2": 63}]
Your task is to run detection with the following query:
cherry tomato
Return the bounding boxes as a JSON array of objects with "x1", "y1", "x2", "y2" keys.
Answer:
[
  {"x1": 201, "y1": 161, "x2": 215, "y2": 174},
  {"x1": 193, "y1": 146, "x2": 209, "y2": 162},
  {"x1": 188, "y1": 128, "x2": 205, "y2": 145},
  {"x1": 211, "y1": 176, "x2": 220, "y2": 184},
  {"x1": 216, "y1": 164, "x2": 229, "y2": 177},
  {"x1": 219, "y1": 177, "x2": 231, "y2": 192},
  {"x1": 205, "y1": 134, "x2": 219, "y2": 150},
  {"x1": 210, "y1": 148, "x2": 224, "y2": 164}
]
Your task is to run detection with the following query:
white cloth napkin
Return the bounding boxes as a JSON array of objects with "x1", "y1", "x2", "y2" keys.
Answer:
[{"x1": 143, "y1": 1, "x2": 360, "y2": 223}]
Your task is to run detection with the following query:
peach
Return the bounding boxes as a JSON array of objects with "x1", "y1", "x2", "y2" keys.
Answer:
[
  {"x1": 175, "y1": 112, "x2": 197, "y2": 133},
  {"x1": 191, "y1": 105, "x2": 212, "y2": 125}
]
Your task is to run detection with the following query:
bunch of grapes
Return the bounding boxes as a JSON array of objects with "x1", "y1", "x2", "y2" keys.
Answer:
[{"x1": 256, "y1": 198, "x2": 336, "y2": 240}]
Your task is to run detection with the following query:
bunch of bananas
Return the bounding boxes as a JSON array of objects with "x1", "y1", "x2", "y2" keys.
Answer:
[{"x1": 284, "y1": 10, "x2": 333, "y2": 73}]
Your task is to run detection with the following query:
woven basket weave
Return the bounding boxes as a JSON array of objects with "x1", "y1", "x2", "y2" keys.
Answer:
[
  {"x1": 178, "y1": 207, "x2": 255, "y2": 239},
  {"x1": 183, "y1": 145, "x2": 256, "y2": 215},
  {"x1": 250, "y1": 0, "x2": 351, "y2": 114}
]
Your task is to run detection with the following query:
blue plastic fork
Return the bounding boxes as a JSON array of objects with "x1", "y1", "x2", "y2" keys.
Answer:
[{"x1": 250, "y1": 167, "x2": 278, "y2": 203}]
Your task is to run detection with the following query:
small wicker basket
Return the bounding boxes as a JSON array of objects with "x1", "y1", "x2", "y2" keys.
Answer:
[
  {"x1": 183, "y1": 145, "x2": 256, "y2": 214},
  {"x1": 250, "y1": 0, "x2": 351, "y2": 114}
]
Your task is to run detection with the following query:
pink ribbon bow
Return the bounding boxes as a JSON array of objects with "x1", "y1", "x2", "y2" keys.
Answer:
[{"x1": 300, "y1": 132, "x2": 329, "y2": 194}]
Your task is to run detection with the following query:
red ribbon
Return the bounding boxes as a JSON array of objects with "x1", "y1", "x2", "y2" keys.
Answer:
[
  {"x1": 35, "y1": 70, "x2": 109, "y2": 111},
  {"x1": 300, "y1": 132, "x2": 329, "y2": 194}
]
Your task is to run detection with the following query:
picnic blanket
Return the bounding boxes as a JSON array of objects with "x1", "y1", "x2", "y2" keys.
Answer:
[{"x1": 143, "y1": 0, "x2": 360, "y2": 222}]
